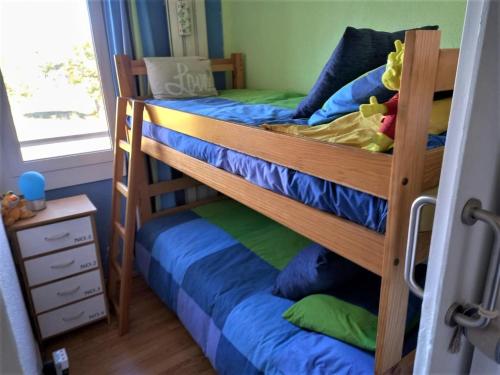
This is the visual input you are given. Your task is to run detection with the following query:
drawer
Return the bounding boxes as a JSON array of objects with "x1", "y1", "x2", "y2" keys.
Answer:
[
  {"x1": 17, "y1": 216, "x2": 94, "y2": 258},
  {"x1": 25, "y1": 244, "x2": 98, "y2": 287},
  {"x1": 31, "y1": 270, "x2": 103, "y2": 314},
  {"x1": 37, "y1": 294, "x2": 106, "y2": 339}
]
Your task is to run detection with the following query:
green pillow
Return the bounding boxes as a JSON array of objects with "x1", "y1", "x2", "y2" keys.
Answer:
[{"x1": 282, "y1": 294, "x2": 378, "y2": 351}]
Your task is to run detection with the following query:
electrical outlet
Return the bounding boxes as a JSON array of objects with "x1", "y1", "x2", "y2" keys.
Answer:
[{"x1": 52, "y1": 348, "x2": 69, "y2": 375}]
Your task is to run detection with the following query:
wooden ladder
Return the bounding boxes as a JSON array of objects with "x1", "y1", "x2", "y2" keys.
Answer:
[{"x1": 107, "y1": 98, "x2": 147, "y2": 335}]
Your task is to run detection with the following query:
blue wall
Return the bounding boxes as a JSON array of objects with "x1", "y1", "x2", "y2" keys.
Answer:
[{"x1": 0, "y1": 215, "x2": 42, "y2": 373}]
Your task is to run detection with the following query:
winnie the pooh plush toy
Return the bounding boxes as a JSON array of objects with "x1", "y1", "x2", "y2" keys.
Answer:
[
  {"x1": 359, "y1": 40, "x2": 404, "y2": 139},
  {"x1": 360, "y1": 40, "x2": 452, "y2": 140},
  {"x1": 1, "y1": 192, "x2": 35, "y2": 226}
]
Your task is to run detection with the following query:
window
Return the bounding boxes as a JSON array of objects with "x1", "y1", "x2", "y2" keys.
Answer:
[{"x1": 1, "y1": 0, "x2": 112, "y2": 161}]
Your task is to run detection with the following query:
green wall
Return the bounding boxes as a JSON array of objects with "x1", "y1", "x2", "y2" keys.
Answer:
[{"x1": 222, "y1": 0, "x2": 466, "y2": 93}]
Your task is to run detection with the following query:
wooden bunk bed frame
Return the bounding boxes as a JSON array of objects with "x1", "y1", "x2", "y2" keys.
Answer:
[{"x1": 108, "y1": 30, "x2": 459, "y2": 373}]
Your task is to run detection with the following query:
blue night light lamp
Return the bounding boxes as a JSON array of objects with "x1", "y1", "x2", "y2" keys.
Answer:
[{"x1": 18, "y1": 171, "x2": 46, "y2": 211}]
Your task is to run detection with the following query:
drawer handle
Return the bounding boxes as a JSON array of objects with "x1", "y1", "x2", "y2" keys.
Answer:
[
  {"x1": 62, "y1": 311, "x2": 84, "y2": 322},
  {"x1": 44, "y1": 232, "x2": 70, "y2": 241},
  {"x1": 50, "y1": 259, "x2": 75, "y2": 269},
  {"x1": 56, "y1": 286, "x2": 81, "y2": 297}
]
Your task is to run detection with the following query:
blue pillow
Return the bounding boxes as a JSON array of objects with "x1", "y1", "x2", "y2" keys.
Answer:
[
  {"x1": 308, "y1": 65, "x2": 395, "y2": 125},
  {"x1": 272, "y1": 243, "x2": 365, "y2": 301},
  {"x1": 293, "y1": 25, "x2": 438, "y2": 119},
  {"x1": 331, "y1": 264, "x2": 427, "y2": 330}
]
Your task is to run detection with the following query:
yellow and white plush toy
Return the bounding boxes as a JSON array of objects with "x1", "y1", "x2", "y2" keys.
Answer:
[
  {"x1": 360, "y1": 40, "x2": 451, "y2": 139},
  {"x1": 1, "y1": 192, "x2": 35, "y2": 226}
]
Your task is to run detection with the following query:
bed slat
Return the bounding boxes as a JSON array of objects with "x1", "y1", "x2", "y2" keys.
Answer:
[
  {"x1": 150, "y1": 196, "x2": 224, "y2": 220},
  {"x1": 147, "y1": 176, "x2": 200, "y2": 197},
  {"x1": 130, "y1": 65, "x2": 147, "y2": 76},
  {"x1": 129, "y1": 58, "x2": 236, "y2": 76},
  {"x1": 142, "y1": 137, "x2": 386, "y2": 275}
]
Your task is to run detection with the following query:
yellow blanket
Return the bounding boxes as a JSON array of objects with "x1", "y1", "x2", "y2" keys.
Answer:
[{"x1": 262, "y1": 98, "x2": 452, "y2": 152}]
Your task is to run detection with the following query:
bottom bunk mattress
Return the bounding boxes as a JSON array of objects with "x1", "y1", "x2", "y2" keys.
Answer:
[{"x1": 135, "y1": 199, "x2": 419, "y2": 374}]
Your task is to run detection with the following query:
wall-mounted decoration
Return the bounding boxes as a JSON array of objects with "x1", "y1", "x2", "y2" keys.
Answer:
[
  {"x1": 165, "y1": 0, "x2": 209, "y2": 58},
  {"x1": 176, "y1": 0, "x2": 192, "y2": 36}
]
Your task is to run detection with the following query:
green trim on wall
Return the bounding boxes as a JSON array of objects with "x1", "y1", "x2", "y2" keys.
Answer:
[{"x1": 222, "y1": 0, "x2": 466, "y2": 93}]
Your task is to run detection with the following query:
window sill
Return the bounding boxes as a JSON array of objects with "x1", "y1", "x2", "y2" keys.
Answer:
[{"x1": 2, "y1": 150, "x2": 114, "y2": 191}]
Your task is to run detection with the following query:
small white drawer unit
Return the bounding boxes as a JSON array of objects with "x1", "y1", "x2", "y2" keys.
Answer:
[{"x1": 8, "y1": 195, "x2": 109, "y2": 340}]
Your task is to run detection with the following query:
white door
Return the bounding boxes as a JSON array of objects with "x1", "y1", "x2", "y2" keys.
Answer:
[{"x1": 410, "y1": 0, "x2": 500, "y2": 373}]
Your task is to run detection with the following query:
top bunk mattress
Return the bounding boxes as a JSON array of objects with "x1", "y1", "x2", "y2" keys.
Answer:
[{"x1": 138, "y1": 89, "x2": 446, "y2": 233}]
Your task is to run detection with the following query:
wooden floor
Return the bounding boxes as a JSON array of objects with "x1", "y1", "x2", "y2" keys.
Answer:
[{"x1": 44, "y1": 277, "x2": 214, "y2": 375}]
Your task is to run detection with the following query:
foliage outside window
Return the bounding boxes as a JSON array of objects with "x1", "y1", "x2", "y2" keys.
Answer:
[{"x1": 1, "y1": 0, "x2": 111, "y2": 162}]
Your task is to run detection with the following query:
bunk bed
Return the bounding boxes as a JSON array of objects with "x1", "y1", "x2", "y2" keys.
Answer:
[{"x1": 108, "y1": 30, "x2": 459, "y2": 373}]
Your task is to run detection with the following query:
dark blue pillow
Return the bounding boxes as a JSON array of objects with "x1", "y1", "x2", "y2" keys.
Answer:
[
  {"x1": 308, "y1": 64, "x2": 395, "y2": 125},
  {"x1": 272, "y1": 243, "x2": 365, "y2": 301},
  {"x1": 293, "y1": 25, "x2": 438, "y2": 119},
  {"x1": 331, "y1": 264, "x2": 427, "y2": 330}
]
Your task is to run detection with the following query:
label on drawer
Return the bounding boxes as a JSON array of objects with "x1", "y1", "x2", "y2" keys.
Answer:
[
  {"x1": 37, "y1": 294, "x2": 106, "y2": 339},
  {"x1": 31, "y1": 270, "x2": 103, "y2": 314},
  {"x1": 24, "y1": 244, "x2": 98, "y2": 287},
  {"x1": 17, "y1": 216, "x2": 94, "y2": 258}
]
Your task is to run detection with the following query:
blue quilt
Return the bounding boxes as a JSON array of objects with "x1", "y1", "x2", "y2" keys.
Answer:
[
  {"x1": 136, "y1": 90, "x2": 445, "y2": 233},
  {"x1": 135, "y1": 199, "x2": 418, "y2": 374}
]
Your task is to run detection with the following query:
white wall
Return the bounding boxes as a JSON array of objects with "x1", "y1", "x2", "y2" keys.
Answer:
[
  {"x1": 0, "y1": 215, "x2": 42, "y2": 374},
  {"x1": 1, "y1": 70, "x2": 7, "y2": 192},
  {"x1": 1, "y1": 71, "x2": 44, "y2": 374}
]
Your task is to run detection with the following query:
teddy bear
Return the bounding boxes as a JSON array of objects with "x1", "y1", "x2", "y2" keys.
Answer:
[{"x1": 1, "y1": 192, "x2": 35, "y2": 226}]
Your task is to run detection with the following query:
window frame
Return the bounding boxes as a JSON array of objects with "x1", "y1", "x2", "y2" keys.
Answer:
[{"x1": 1, "y1": 1, "x2": 116, "y2": 191}]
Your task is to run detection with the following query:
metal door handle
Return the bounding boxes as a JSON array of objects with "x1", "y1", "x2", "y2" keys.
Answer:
[
  {"x1": 448, "y1": 198, "x2": 500, "y2": 329},
  {"x1": 405, "y1": 195, "x2": 436, "y2": 298}
]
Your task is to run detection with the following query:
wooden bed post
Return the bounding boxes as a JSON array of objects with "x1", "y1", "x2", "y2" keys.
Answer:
[
  {"x1": 114, "y1": 55, "x2": 137, "y2": 97},
  {"x1": 375, "y1": 30, "x2": 442, "y2": 373},
  {"x1": 231, "y1": 53, "x2": 245, "y2": 89}
]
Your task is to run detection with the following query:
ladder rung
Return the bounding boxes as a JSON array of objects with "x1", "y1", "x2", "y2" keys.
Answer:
[
  {"x1": 119, "y1": 139, "x2": 131, "y2": 153},
  {"x1": 114, "y1": 221, "x2": 126, "y2": 239},
  {"x1": 116, "y1": 181, "x2": 129, "y2": 197}
]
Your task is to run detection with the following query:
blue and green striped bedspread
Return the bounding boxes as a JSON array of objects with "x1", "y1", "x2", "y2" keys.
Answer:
[{"x1": 135, "y1": 199, "x2": 418, "y2": 374}]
